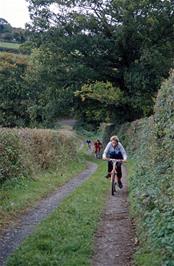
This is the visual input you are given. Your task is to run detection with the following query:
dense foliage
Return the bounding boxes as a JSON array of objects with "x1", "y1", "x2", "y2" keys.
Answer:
[
  {"x1": 26, "y1": 0, "x2": 174, "y2": 124},
  {"x1": 25, "y1": 48, "x2": 75, "y2": 124},
  {"x1": 107, "y1": 72, "x2": 174, "y2": 265},
  {"x1": 75, "y1": 81, "x2": 124, "y2": 124},
  {"x1": 0, "y1": 1, "x2": 173, "y2": 126},
  {"x1": 0, "y1": 0, "x2": 174, "y2": 127},
  {"x1": 0, "y1": 50, "x2": 73, "y2": 127},
  {"x1": 0, "y1": 53, "x2": 30, "y2": 127},
  {"x1": 0, "y1": 127, "x2": 80, "y2": 184}
]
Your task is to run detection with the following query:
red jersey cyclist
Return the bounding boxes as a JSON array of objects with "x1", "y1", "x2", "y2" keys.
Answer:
[{"x1": 94, "y1": 139, "x2": 102, "y2": 158}]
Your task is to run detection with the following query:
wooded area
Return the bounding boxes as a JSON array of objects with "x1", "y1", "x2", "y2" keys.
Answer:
[{"x1": 0, "y1": 0, "x2": 173, "y2": 128}]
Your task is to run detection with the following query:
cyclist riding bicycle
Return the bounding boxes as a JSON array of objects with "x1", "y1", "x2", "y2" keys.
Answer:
[
  {"x1": 86, "y1": 139, "x2": 92, "y2": 150},
  {"x1": 102, "y1": 135, "x2": 127, "y2": 189},
  {"x1": 94, "y1": 139, "x2": 102, "y2": 158}
]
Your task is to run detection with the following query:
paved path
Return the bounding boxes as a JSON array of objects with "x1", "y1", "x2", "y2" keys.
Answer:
[{"x1": 0, "y1": 162, "x2": 97, "y2": 266}]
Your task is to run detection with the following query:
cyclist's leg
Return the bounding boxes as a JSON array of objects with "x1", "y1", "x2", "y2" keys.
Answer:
[
  {"x1": 115, "y1": 151, "x2": 123, "y2": 188},
  {"x1": 110, "y1": 162, "x2": 117, "y2": 184},
  {"x1": 116, "y1": 162, "x2": 123, "y2": 188},
  {"x1": 108, "y1": 160, "x2": 113, "y2": 176},
  {"x1": 116, "y1": 163, "x2": 122, "y2": 178},
  {"x1": 105, "y1": 160, "x2": 113, "y2": 178}
]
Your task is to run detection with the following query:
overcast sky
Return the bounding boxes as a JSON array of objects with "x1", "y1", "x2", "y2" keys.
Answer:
[{"x1": 0, "y1": 0, "x2": 30, "y2": 28}]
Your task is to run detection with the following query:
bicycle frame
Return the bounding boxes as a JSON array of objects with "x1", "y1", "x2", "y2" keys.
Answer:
[{"x1": 110, "y1": 159, "x2": 122, "y2": 196}]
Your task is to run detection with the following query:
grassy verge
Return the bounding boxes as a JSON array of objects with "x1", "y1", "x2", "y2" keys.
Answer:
[
  {"x1": 0, "y1": 158, "x2": 86, "y2": 231},
  {"x1": 126, "y1": 159, "x2": 137, "y2": 213},
  {"x1": 7, "y1": 159, "x2": 108, "y2": 266}
]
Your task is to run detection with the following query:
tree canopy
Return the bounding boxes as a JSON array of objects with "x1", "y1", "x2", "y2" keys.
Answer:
[
  {"x1": 26, "y1": 0, "x2": 174, "y2": 124},
  {"x1": 1, "y1": 1, "x2": 173, "y2": 127},
  {"x1": 0, "y1": 18, "x2": 26, "y2": 43}
]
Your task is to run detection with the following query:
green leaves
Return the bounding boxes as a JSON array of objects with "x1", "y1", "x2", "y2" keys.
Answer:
[
  {"x1": 112, "y1": 72, "x2": 174, "y2": 265},
  {"x1": 27, "y1": 0, "x2": 174, "y2": 123},
  {"x1": 2, "y1": 0, "x2": 173, "y2": 126},
  {"x1": 74, "y1": 81, "x2": 124, "y2": 126},
  {"x1": 0, "y1": 53, "x2": 29, "y2": 127},
  {"x1": 75, "y1": 81, "x2": 123, "y2": 104}
]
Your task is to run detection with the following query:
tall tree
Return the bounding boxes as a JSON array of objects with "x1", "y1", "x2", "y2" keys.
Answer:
[
  {"x1": 0, "y1": 53, "x2": 29, "y2": 127},
  {"x1": 0, "y1": 18, "x2": 12, "y2": 33},
  {"x1": 27, "y1": 0, "x2": 174, "y2": 122}
]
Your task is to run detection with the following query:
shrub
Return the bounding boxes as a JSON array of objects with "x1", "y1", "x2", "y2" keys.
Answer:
[
  {"x1": 0, "y1": 128, "x2": 80, "y2": 184},
  {"x1": 0, "y1": 129, "x2": 25, "y2": 183}
]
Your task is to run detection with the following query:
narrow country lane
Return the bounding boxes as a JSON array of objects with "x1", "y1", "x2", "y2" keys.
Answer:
[{"x1": 0, "y1": 162, "x2": 97, "y2": 266}]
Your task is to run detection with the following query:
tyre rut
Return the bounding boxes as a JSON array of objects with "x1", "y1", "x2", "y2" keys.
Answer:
[{"x1": 92, "y1": 166, "x2": 135, "y2": 266}]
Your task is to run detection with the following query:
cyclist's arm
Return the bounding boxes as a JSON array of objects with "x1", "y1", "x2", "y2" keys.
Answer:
[
  {"x1": 102, "y1": 142, "x2": 111, "y2": 160},
  {"x1": 119, "y1": 142, "x2": 128, "y2": 162}
]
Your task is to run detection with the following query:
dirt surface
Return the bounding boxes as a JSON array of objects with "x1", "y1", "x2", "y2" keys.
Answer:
[
  {"x1": 57, "y1": 119, "x2": 77, "y2": 127},
  {"x1": 92, "y1": 166, "x2": 135, "y2": 266},
  {"x1": 0, "y1": 162, "x2": 97, "y2": 266},
  {"x1": 0, "y1": 162, "x2": 135, "y2": 266}
]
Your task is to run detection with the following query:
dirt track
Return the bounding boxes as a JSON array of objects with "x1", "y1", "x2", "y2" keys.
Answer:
[
  {"x1": 0, "y1": 162, "x2": 135, "y2": 266},
  {"x1": 92, "y1": 166, "x2": 135, "y2": 266}
]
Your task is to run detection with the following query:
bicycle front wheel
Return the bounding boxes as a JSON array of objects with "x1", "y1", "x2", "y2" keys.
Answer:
[{"x1": 111, "y1": 173, "x2": 115, "y2": 196}]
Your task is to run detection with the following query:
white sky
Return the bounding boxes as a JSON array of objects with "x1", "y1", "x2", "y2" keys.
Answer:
[{"x1": 0, "y1": 0, "x2": 30, "y2": 28}]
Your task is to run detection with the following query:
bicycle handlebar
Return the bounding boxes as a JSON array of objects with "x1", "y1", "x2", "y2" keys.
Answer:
[
  {"x1": 109, "y1": 159, "x2": 122, "y2": 162},
  {"x1": 103, "y1": 157, "x2": 127, "y2": 162},
  {"x1": 109, "y1": 159, "x2": 127, "y2": 163}
]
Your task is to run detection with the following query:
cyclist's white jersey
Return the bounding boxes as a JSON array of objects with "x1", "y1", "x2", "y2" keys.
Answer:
[{"x1": 102, "y1": 141, "x2": 127, "y2": 160}]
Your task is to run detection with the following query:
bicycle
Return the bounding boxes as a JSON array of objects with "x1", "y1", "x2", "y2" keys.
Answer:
[
  {"x1": 110, "y1": 159, "x2": 123, "y2": 196},
  {"x1": 95, "y1": 150, "x2": 102, "y2": 159}
]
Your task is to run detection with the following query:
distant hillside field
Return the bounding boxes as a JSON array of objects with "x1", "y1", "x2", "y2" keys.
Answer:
[
  {"x1": 0, "y1": 41, "x2": 20, "y2": 49},
  {"x1": 0, "y1": 41, "x2": 20, "y2": 54}
]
